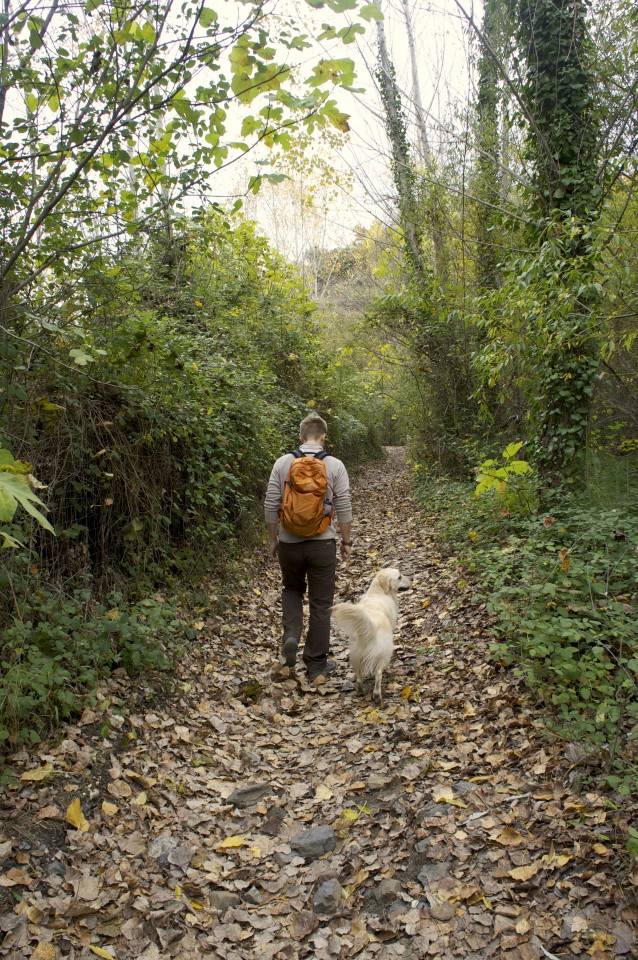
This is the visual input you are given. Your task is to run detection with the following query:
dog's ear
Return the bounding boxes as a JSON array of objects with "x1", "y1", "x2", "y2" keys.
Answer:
[{"x1": 376, "y1": 570, "x2": 392, "y2": 593}]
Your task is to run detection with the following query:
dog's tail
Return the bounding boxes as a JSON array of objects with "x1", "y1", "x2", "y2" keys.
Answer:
[{"x1": 331, "y1": 602, "x2": 376, "y2": 644}]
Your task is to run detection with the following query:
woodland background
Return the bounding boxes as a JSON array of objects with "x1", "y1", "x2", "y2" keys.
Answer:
[{"x1": 1, "y1": 0, "x2": 637, "y2": 808}]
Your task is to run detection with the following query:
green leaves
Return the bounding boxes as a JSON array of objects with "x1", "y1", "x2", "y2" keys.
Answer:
[
  {"x1": 474, "y1": 442, "x2": 533, "y2": 506},
  {"x1": 359, "y1": 3, "x2": 383, "y2": 21},
  {"x1": 0, "y1": 449, "x2": 55, "y2": 539},
  {"x1": 308, "y1": 58, "x2": 356, "y2": 88},
  {"x1": 199, "y1": 6, "x2": 218, "y2": 28}
]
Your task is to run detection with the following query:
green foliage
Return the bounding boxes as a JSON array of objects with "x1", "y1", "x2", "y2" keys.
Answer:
[
  {"x1": 0, "y1": 588, "x2": 175, "y2": 747},
  {"x1": 474, "y1": 441, "x2": 536, "y2": 515},
  {"x1": 0, "y1": 207, "x2": 385, "y2": 751},
  {"x1": 471, "y1": 219, "x2": 604, "y2": 472},
  {"x1": 0, "y1": 0, "x2": 375, "y2": 315},
  {"x1": 0, "y1": 448, "x2": 54, "y2": 545},
  {"x1": 414, "y1": 457, "x2": 638, "y2": 794}
]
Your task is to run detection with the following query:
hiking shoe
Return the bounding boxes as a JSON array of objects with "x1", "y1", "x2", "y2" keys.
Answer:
[
  {"x1": 281, "y1": 636, "x2": 299, "y2": 667},
  {"x1": 307, "y1": 660, "x2": 337, "y2": 682}
]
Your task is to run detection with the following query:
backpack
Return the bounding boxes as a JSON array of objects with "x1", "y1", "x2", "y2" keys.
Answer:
[{"x1": 278, "y1": 450, "x2": 333, "y2": 538}]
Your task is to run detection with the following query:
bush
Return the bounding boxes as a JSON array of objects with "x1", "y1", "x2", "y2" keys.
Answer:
[
  {"x1": 413, "y1": 452, "x2": 638, "y2": 794},
  {"x1": 0, "y1": 589, "x2": 175, "y2": 747},
  {"x1": 0, "y1": 209, "x2": 386, "y2": 751}
]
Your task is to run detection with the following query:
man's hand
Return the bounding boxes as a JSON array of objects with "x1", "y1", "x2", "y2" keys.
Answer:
[
  {"x1": 340, "y1": 542, "x2": 353, "y2": 561},
  {"x1": 267, "y1": 522, "x2": 279, "y2": 561}
]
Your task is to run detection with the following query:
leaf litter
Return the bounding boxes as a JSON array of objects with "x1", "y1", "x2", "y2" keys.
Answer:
[{"x1": 1, "y1": 448, "x2": 636, "y2": 959}]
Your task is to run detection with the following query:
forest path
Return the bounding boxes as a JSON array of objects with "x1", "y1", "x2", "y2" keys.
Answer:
[{"x1": 1, "y1": 448, "x2": 635, "y2": 960}]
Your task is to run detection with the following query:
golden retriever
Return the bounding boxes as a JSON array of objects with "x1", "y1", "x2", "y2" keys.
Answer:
[{"x1": 331, "y1": 568, "x2": 412, "y2": 704}]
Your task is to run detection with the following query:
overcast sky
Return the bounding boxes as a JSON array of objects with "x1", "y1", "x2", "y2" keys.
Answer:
[{"x1": 215, "y1": 0, "x2": 477, "y2": 254}]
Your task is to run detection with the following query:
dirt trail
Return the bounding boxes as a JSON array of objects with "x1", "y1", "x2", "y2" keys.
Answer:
[{"x1": 1, "y1": 448, "x2": 635, "y2": 960}]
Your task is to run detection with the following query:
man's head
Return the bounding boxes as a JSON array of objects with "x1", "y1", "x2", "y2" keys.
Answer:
[{"x1": 299, "y1": 414, "x2": 327, "y2": 443}]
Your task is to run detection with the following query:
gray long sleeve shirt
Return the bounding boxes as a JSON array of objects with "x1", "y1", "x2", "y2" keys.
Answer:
[{"x1": 264, "y1": 442, "x2": 353, "y2": 543}]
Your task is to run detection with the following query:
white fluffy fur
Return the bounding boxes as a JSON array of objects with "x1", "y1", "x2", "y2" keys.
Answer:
[{"x1": 331, "y1": 568, "x2": 412, "y2": 703}]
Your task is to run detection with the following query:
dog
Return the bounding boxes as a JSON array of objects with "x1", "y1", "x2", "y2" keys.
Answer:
[{"x1": 331, "y1": 568, "x2": 412, "y2": 704}]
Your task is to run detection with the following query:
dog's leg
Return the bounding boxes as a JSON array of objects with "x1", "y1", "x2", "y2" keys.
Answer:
[
  {"x1": 372, "y1": 665, "x2": 384, "y2": 704},
  {"x1": 355, "y1": 671, "x2": 365, "y2": 697}
]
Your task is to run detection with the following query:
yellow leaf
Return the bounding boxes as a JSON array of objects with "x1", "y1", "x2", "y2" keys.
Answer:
[
  {"x1": 400, "y1": 686, "x2": 412, "y2": 699},
  {"x1": 559, "y1": 547, "x2": 570, "y2": 572},
  {"x1": 217, "y1": 835, "x2": 246, "y2": 850},
  {"x1": 65, "y1": 798, "x2": 89, "y2": 832},
  {"x1": 20, "y1": 763, "x2": 53, "y2": 783},
  {"x1": 593, "y1": 842, "x2": 610, "y2": 855},
  {"x1": 101, "y1": 801, "x2": 118, "y2": 817},
  {"x1": 508, "y1": 862, "x2": 543, "y2": 881},
  {"x1": 431, "y1": 785, "x2": 468, "y2": 808},
  {"x1": 249, "y1": 845, "x2": 261, "y2": 859},
  {"x1": 89, "y1": 948, "x2": 116, "y2": 959},
  {"x1": 343, "y1": 868, "x2": 369, "y2": 898},
  {"x1": 132, "y1": 791, "x2": 147, "y2": 806},
  {"x1": 315, "y1": 784, "x2": 333, "y2": 801},
  {"x1": 174, "y1": 884, "x2": 181, "y2": 897},
  {"x1": 336, "y1": 808, "x2": 360, "y2": 829},
  {"x1": 31, "y1": 944, "x2": 56, "y2": 960},
  {"x1": 194, "y1": 300, "x2": 203, "y2": 307},
  {"x1": 421, "y1": 599, "x2": 430, "y2": 608}
]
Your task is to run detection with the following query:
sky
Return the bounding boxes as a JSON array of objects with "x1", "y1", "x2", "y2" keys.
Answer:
[{"x1": 215, "y1": 0, "x2": 478, "y2": 254}]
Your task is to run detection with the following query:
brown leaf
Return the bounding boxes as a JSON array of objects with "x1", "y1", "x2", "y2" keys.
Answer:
[{"x1": 30, "y1": 944, "x2": 56, "y2": 960}]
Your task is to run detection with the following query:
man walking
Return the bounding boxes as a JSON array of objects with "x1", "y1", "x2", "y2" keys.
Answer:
[{"x1": 265, "y1": 414, "x2": 353, "y2": 681}]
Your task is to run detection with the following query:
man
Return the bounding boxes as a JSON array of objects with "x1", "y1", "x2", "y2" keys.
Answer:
[{"x1": 265, "y1": 414, "x2": 353, "y2": 681}]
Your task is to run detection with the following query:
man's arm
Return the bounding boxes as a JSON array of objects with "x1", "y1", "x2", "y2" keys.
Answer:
[
  {"x1": 338, "y1": 519, "x2": 353, "y2": 560},
  {"x1": 265, "y1": 456, "x2": 286, "y2": 561},
  {"x1": 267, "y1": 521, "x2": 279, "y2": 560}
]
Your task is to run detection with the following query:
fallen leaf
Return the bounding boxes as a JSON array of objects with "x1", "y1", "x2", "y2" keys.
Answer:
[
  {"x1": 20, "y1": 763, "x2": 53, "y2": 783},
  {"x1": 432, "y1": 785, "x2": 468, "y2": 808},
  {"x1": 101, "y1": 801, "x2": 119, "y2": 817},
  {"x1": 65, "y1": 798, "x2": 89, "y2": 832},
  {"x1": 315, "y1": 784, "x2": 333, "y2": 801},
  {"x1": 31, "y1": 944, "x2": 56, "y2": 960},
  {"x1": 89, "y1": 947, "x2": 116, "y2": 959},
  {"x1": 335, "y1": 808, "x2": 360, "y2": 829},
  {"x1": 508, "y1": 862, "x2": 543, "y2": 881},
  {"x1": 217, "y1": 835, "x2": 247, "y2": 850},
  {"x1": 493, "y1": 827, "x2": 525, "y2": 846}
]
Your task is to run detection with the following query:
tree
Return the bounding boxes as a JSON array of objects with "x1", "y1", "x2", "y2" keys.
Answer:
[{"x1": 0, "y1": 0, "x2": 373, "y2": 366}]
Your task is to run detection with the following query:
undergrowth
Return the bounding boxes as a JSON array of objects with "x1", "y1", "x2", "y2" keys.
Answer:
[
  {"x1": 0, "y1": 590, "x2": 178, "y2": 749},
  {"x1": 413, "y1": 451, "x2": 638, "y2": 797}
]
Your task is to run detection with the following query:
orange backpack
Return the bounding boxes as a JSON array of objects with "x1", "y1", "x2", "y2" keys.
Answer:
[{"x1": 278, "y1": 450, "x2": 333, "y2": 538}]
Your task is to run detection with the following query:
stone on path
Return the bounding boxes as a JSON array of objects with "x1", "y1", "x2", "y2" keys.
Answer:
[
  {"x1": 227, "y1": 782, "x2": 272, "y2": 807},
  {"x1": 312, "y1": 877, "x2": 344, "y2": 915},
  {"x1": 362, "y1": 878, "x2": 407, "y2": 915},
  {"x1": 147, "y1": 835, "x2": 193, "y2": 870},
  {"x1": 290, "y1": 825, "x2": 336, "y2": 860},
  {"x1": 209, "y1": 891, "x2": 242, "y2": 915}
]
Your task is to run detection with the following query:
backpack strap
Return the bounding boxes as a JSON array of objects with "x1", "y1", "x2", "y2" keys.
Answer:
[
  {"x1": 291, "y1": 449, "x2": 328, "y2": 460},
  {"x1": 290, "y1": 450, "x2": 329, "y2": 460}
]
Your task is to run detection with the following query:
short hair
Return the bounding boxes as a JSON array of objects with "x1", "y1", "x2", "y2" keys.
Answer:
[{"x1": 299, "y1": 413, "x2": 327, "y2": 441}]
